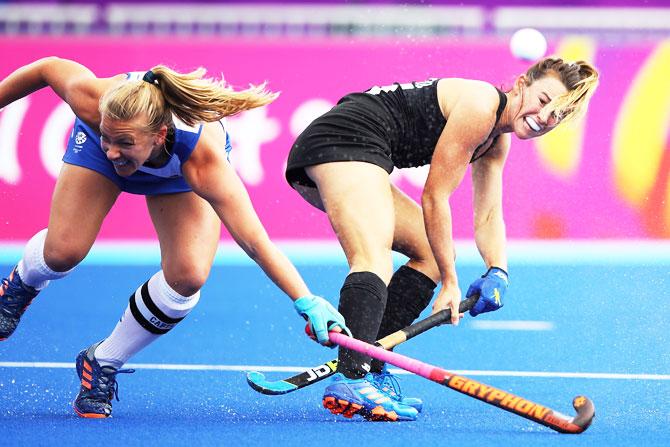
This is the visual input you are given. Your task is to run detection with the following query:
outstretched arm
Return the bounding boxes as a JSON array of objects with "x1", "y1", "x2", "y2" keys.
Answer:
[
  {"x1": 183, "y1": 123, "x2": 348, "y2": 344},
  {"x1": 184, "y1": 124, "x2": 310, "y2": 298},
  {"x1": 0, "y1": 57, "x2": 121, "y2": 127}
]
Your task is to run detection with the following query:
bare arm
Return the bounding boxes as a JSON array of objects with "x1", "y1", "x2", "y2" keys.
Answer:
[
  {"x1": 423, "y1": 98, "x2": 498, "y2": 287},
  {"x1": 423, "y1": 86, "x2": 499, "y2": 321},
  {"x1": 183, "y1": 123, "x2": 310, "y2": 301},
  {"x1": 471, "y1": 133, "x2": 510, "y2": 270},
  {"x1": 0, "y1": 56, "x2": 122, "y2": 128}
]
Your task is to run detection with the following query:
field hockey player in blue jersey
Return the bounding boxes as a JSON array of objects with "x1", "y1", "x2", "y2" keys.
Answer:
[{"x1": 0, "y1": 57, "x2": 347, "y2": 418}]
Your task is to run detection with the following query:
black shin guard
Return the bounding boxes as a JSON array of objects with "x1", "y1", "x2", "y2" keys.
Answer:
[
  {"x1": 370, "y1": 265, "x2": 437, "y2": 373},
  {"x1": 336, "y1": 271, "x2": 388, "y2": 379}
]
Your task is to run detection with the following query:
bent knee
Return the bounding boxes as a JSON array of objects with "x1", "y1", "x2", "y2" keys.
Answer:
[
  {"x1": 43, "y1": 243, "x2": 87, "y2": 272},
  {"x1": 406, "y1": 258, "x2": 440, "y2": 285},
  {"x1": 349, "y1": 250, "x2": 394, "y2": 284},
  {"x1": 162, "y1": 264, "x2": 211, "y2": 297}
]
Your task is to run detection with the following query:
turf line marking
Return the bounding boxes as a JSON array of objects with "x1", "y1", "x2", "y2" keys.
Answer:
[{"x1": 0, "y1": 362, "x2": 668, "y2": 380}]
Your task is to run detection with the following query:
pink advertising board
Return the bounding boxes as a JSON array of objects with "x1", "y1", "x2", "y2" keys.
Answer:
[{"x1": 0, "y1": 35, "x2": 666, "y2": 240}]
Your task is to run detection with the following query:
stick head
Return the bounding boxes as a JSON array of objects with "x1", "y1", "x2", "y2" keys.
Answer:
[
  {"x1": 245, "y1": 371, "x2": 298, "y2": 395},
  {"x1": 571, "y1": 395, "x2": 595, "y2": 433}
]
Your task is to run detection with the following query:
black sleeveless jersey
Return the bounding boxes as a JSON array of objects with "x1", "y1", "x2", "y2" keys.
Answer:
[
  {"x1": 285, "y1": 79, "x2": 508, "y2": 190},
  {"x1": 355, "y1": 79, "x2": 507, "y2": 167}
]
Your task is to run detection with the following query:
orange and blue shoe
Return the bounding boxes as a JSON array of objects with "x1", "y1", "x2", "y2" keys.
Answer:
[
  {"x1": 372, "y1": 368, "x2": 423, "y2": 413},
  {"x1": 0, "y1": 266, "x2": 39, "y2": 340},
  {"x1": 322, "y1": 373, "x2": 419, "y2": 422},
  {"x1": 73, "y1": 342, "x2": 135, "y2": 418}
]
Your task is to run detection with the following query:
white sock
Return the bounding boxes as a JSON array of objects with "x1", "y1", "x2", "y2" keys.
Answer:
[
  {"x1": 94, "y1": 270, "x2": 200, "y2": 369},
  {"x1": 16, "y1": 229, "x2": 73, "y2": 290}
]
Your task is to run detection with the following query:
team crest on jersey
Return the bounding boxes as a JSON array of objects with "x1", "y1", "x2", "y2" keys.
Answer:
[{"x1": 72, "y1": 131, "x2": 87, "y2": 153}]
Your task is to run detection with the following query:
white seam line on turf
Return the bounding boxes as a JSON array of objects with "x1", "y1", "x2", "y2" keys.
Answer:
[
  {"x1": 0, "y1": 362, "x2": 668, "y2": 380},
  {"x1": 470, "y1": 320, "x2": 555, "y2": 331}
]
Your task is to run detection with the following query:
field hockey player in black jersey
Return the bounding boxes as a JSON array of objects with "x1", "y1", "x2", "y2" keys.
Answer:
[{"x1": 285, "y1": 57, "x2": 599, "y2": 422}]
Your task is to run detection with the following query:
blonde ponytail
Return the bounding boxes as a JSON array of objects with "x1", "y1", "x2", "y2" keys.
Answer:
[
  {"x1": 99, "y1": 65, "x2": 278, "y2": 132},
  {"x1": 150, "y1": 65, "x2": 278, "y2": 126}
]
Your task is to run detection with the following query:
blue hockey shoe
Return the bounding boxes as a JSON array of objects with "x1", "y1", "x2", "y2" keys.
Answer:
[
  {"x1": 372, "y1": 368, "x2": 423, "y2": 413},
  {"x1": 0, "y1": 266, "x2": 39, "y2": 340},
  {"x1": 73, "y1": 342, "x2": 134, "y2": 418},
  {"x1": 322, "y1": 373, "x2": 418, "y2": 421}
]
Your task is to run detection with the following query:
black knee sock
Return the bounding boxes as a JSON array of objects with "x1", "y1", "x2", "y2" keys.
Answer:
[
  {"x1": 336, "y1": 271, "x2": 388, "y2": 379},
  {"x1": 370, "y1": 265, "x2": 437, "y2": 374}
]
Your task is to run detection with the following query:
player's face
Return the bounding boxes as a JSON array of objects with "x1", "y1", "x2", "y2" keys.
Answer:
[
  {"x1": 100, "y1": 115, "x2": 160, "y2": 177},
  {"x1": 512, "y1": 74, "x2": 569, "y2": 140}
]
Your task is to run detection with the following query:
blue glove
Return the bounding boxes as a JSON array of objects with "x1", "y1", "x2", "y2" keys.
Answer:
[
  {"x1": 467, "y1": 267, "x2": 508, "y2": 317},
  {"x1": 294, "y1": 295, "x2": 350, "y2": 344}
]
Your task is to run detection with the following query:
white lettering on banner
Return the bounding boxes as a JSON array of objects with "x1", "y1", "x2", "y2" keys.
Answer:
[
  {"x1": 40, "y1": 102, "x2": 75, "y2": 179},
  {"x1": 0, "y1": 98, "x2": 30, "y2": 185},
  {"x1": 290, "y1": 99, "x2": 334, "y2": 136},
  {"x1": 226, "y1": 107, "x2": 280, "y2": 186}
]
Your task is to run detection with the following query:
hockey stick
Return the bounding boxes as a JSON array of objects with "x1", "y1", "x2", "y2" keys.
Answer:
[
  {"x1": 246, "y1": 294, "x2": 479, "y2": 395},
  {"x1": 328, "y1": 331, "x2": 595, "y2": 434}
]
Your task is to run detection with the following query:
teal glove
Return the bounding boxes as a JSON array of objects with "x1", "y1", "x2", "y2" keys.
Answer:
[{"x1": 294, "y1": 295, "x2": 350, "y2": 345}]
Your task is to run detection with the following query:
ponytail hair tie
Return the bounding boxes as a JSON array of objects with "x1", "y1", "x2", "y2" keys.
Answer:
[{"x1": 142, "y1": 70, "x2": 158, "y2": 85}]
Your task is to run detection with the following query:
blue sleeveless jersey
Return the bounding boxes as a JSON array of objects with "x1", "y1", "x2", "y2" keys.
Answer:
[{"x1": 62, "y1": 72, "x2": 232, "y2": 195}]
